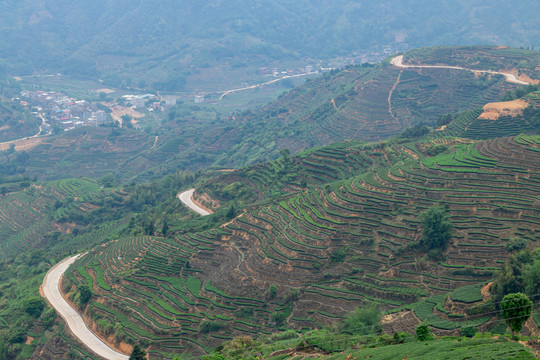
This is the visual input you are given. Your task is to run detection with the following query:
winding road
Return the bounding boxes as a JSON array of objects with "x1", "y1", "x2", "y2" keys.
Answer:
[
  {"x1": 177, "y1": 188, "x2": 213, "y2": 216},
  {"x1": 391, "y1": 55, "x2": 531, "y2": 85},
  {"x1": 219, "y1": 71, "x2": 317, "y2": 100},
  {"x1": 0, "y1": 112, "x2": 50, "y2": 151},
  {"x1": 42, "y1": 255, "x2": 129, "y2": 360},
  {"x1": 41, "y1": 189, "x2": 211, "y2": 358}
]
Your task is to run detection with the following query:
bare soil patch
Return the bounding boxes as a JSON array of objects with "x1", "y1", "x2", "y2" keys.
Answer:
[
  {"x1": 103, "y1": 103, "x2": 144, "y2": 125},
  {"x1": 478, "y1": 99, "x2": 529, "y2": 120},
  {"x1": 518, "y1": 73, "x2": 540, "y2": 85},
  {"x1": 0, "y1": 137, "x2": 44, "y2": 152},
  {"x1": 481, "y1": 281, "x2": 493, "y2": 301}
]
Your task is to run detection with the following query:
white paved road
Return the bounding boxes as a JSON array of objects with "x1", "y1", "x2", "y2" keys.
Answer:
[
  {"x1": 177, "y1": 188, "x2": 213, "y2": 216},
  {"x1": 391, "y1": 55, "x2": 531, "y2": 85},
  {"x1": 42, "y1": 254, "x2": 129, "y2": 360}
]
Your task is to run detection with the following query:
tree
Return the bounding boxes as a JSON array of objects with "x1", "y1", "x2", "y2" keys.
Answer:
[
  {"x1": 415, "y1": 323, "x2": 432, "y2": 341},
  {"x1": 78, "y1": 284, "x2": 92, "y2": 304},
  {"x1": 129, "y1": 345, "x2": 146, "y2": 360},
  {"x1": 419, "y1": 205, "x2": 453, "y2": 251},
  {"x1": 500, "y1": 293, "x2": 532, "y2": 334},
  {"x1": 23, "y1": 297, "x2": 44, "y2": 317},
  {"x1": 460, "y1": 325, "x2": 476, "y2": 337},
  {"x1": 268, "y1": 284, "x2": 277, "y2": 299},
  {"x1": 161, "y1": 218, "x2": 169, "y2": 237},
  {"x1": 492, "y1": 249, "x2": 537, "y2": 302},
  {"x1": 524, "y1": 259, "x2": 540, "y2": 296}
]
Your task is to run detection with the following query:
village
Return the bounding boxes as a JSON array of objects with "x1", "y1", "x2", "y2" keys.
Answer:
[
  {"x1": 15, "y1": 43, "x2": 409, "y2": 134},
  {"x1": 20, "y1": 90, "x2": 109, "y2": 132}
]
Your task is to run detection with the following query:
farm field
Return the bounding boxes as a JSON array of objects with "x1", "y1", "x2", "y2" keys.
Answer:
[{"x1": 66, "y1": 133, "x2": 540, "y2": 357}]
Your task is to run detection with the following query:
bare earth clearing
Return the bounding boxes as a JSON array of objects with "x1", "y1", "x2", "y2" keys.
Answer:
[
  {"x1": 478, "y1": 99, "x2": 529, "y2": 120},
  {"x1": 103, "y1": 103, "x2": 144, "y2": 126}
]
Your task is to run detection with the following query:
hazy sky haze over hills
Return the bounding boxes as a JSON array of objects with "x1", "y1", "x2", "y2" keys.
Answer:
[{"x1": 0, "y1": 0, "x2": 538, "y2": 78}]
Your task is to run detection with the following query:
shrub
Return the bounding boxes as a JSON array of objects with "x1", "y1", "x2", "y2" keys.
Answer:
[
  {"x1": 506, "y1": 238, "x2": 528, "y2": 252},
  {"x1": 393, "y1": 331, "x2": 410, "y2": 344},
  {"x1": 78, "y1": 284, "x2": 92, "y2": 304},
  {"x1": 268, "y1": 284, "x2": 277, "y2": 299},
  {"x1": 271, "y1": 311, "x2": 288, "y2": 327},
  {"x1": 199, "y1": 321, "x2": 225, "y2": 333},
  {"x1": 8, "y1": 328, "x2": 26, "y2": 344},
  {"x1": 234, "y1": 307, "x2": 254, "y2": 319},
  {"x1": 501, "y1": 293, "x2": 532, "y2": 334},
  {"x1": 460, "y1": 325, "x2": 476, "y2": 337},
  {"x1": 419, "y1": 205, "x2": 453, "y2": 251},
  {"x1": 330, "y1": 248, "x2": 348, "y2": 263},
  {"x1": 270, "y1": 330, "x2": 299, "y2": 341},
  {"x1": 340, "y1": 305, "x2": 381, "y2": 335}
]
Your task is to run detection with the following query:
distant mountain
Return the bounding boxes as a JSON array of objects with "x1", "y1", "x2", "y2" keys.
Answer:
[{"x1": 1, "y1": 0, "x2": 539, "y2": 86}]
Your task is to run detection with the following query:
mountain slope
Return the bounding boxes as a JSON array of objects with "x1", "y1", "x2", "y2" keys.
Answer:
[{"x1": 63, "y1": 132, "x2": 540, "y2": 356}]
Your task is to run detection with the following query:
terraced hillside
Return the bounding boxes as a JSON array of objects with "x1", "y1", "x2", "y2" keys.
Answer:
[
  {"x1": 3, "y1": 47, "x2": 534, "y2": 181},
  {"x1": 0, "y1": 178, "x2": 107, "y2": 258},
  {"x1": 215, "y1": 52, "x2": 521, "y2": 167},
  {"x1": 198, "y1": 140, "x2": 398, "y2": 208},
  {"x1": 438, "y1": 90, "x2": 540, "y2": 139},
  {"x1": 1, "y1": 114, "x2": 241, "y2": 182},
  {"x1": 66, "y1": 134, "x2": 540, "y2": 358},
  {"x1": 405, "y1": 46, "x2": 540, "y2": 81}
]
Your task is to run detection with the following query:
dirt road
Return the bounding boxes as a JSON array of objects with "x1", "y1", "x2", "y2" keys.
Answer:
[
  {"x1": 177, "y1": 188, "x2": 213, "y2": 216},
  {"x1": 391, "y1": 55, "x2": 531, "y2": 85},
  {"x1": 0, "y1": 112, "x2": 50, "y2": 151},
  {"x1": 219, "y1": 71, "x2": 317, "y2": 100},
  {"x1": 41, "y1": 255, "x2": 129, "y2": 360}
]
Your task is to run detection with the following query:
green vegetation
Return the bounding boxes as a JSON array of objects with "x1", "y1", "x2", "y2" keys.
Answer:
[
  {"x1": 340, "y1": 305, "x2": 380, "y2": 335},
  {"x1": 415, "y1": 323, "x2": 432, "y2": 341},
  {"x1": 501, "y1": 293, "x2": 532, "y2": 334},
  {"x1": 0, "y1": 46, "x2": 539, "y2": 358},
  {"x1": 419, "y1": 205, "x2": 453, "y2": 256},
  {"x1": 492, "y1": 249, "x2": 540, "y2": 302},
  {"x1": 3, "y1": 2, "x2": 540, "y2": 88}
]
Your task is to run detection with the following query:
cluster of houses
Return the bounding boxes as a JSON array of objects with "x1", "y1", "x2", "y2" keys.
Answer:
[
  {"x1": 20, "y1": 90, "x2": 109, "y2": 131},
  {"x1": 258, "y1": 44, "x2": 410, "y2": 76},
  {"x1": 121, "y1": 94, "x2": 177, "y2": 111}
]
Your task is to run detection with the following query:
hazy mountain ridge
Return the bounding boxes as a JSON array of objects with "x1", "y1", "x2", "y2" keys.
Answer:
[{"x1": 1, "y1": 0, "x2": 539, "y2": 81}]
